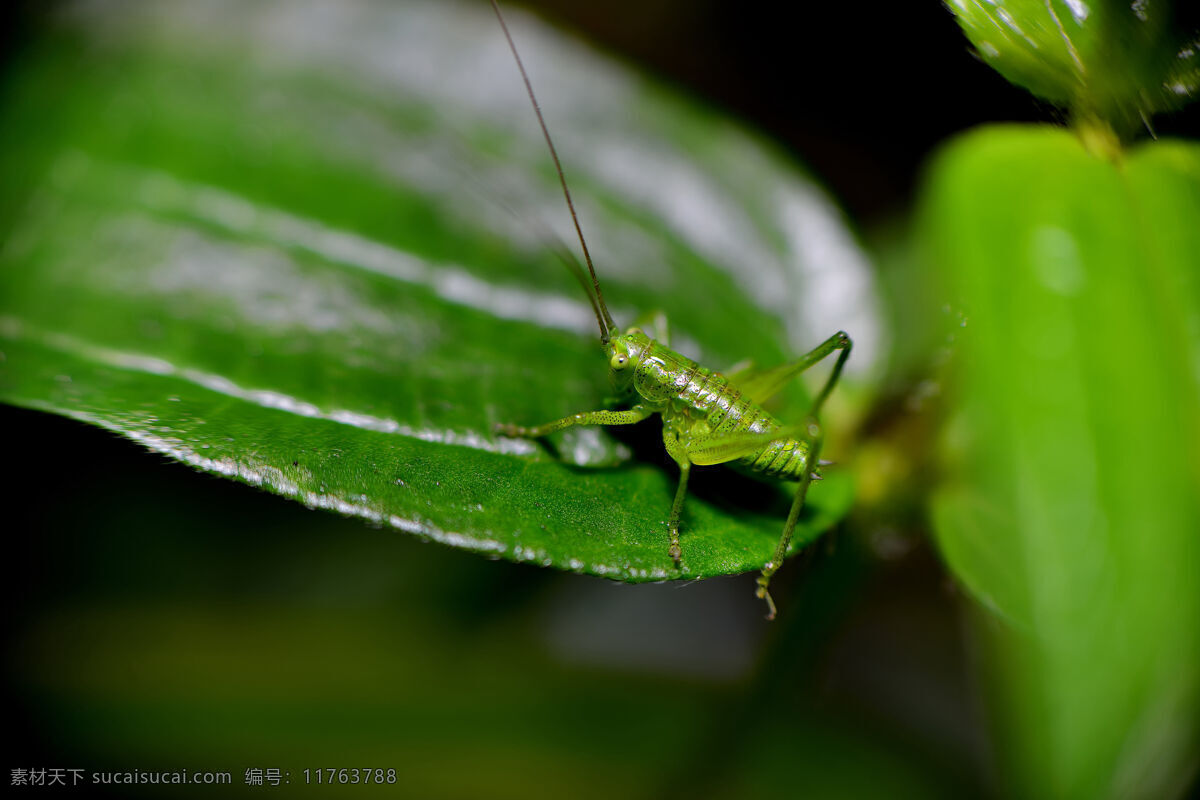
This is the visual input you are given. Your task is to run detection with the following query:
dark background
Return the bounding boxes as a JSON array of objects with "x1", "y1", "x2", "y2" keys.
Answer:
[
  {"x1": 509, "y1": 0, "x2": 1199, "y2": 224},
  {"x1": 2, "y1": 2, "x2": 1197, "y2": 224}
]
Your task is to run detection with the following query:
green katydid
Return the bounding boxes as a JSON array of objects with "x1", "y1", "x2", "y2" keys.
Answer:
[{"x1": 490, "y1": 0, "x2": 851, "y2": 619}]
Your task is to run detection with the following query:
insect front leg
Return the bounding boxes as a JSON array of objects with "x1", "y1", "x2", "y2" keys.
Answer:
[{"x1": 494, "y1": 404, "x2": 653, "y2": 438}]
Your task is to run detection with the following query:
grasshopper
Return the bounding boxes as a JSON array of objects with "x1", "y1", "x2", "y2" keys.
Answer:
[{"x1": 490, "y1": 1, "x2": 851, "y2": 618}]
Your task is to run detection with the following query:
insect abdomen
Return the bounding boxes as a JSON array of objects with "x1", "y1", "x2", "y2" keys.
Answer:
[
  {"x1": 697, "y1": 379, "x2": 811, "y2": 480},
  {"x1": 700, "y1": 383, "x2": 810, "y2": 480},
  {"x1": 636, "y1": 339, "x2": 811, "y2": 480},
  {"x1": 741, "y1": 435, "x2": 811, "y2": 480}
]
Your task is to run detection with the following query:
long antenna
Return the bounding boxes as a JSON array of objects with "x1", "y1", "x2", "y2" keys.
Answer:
[{"x1": 490, "y1": 0, "x2": 616, "y2": 343}]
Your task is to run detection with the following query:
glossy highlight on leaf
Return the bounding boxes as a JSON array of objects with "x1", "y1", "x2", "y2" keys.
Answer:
[{"x1": 0, "y1": 0, "x2": 872, "y2": 581}]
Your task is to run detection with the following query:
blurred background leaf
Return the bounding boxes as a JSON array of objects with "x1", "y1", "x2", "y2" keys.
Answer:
[{"x1": 921, "y1": 126, "x2": 1200, "y2": 799}]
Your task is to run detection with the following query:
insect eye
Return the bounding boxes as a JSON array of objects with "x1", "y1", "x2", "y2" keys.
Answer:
[{"x1": 610, "y1": 353, "x2": 629, "y2": 370}]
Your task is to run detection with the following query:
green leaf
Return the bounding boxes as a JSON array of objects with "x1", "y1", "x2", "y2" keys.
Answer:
[
  {"x1": 947, "y1": 0, "x2": 1200, "y2": 134},
  {"x1": 0, "y1": 1, "x2": 871, "y2": 581},
  {"x1": 921, "y1": 125, "x2": 1200, "y2": 798}
]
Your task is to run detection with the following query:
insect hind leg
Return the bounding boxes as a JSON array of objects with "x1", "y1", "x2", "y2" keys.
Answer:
[
  {"x1": 735, "y1": 331, "x2": 852, "y2": 407},
  {"x1": 755, "y1": 418, "x2": 823, "y2": 620},
  {"x1": 755, "y1": 331, "x2": 851, "y2": 620},
  {"x1": 807, "y1": 331, "x2": 852, "y2": 418}
]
